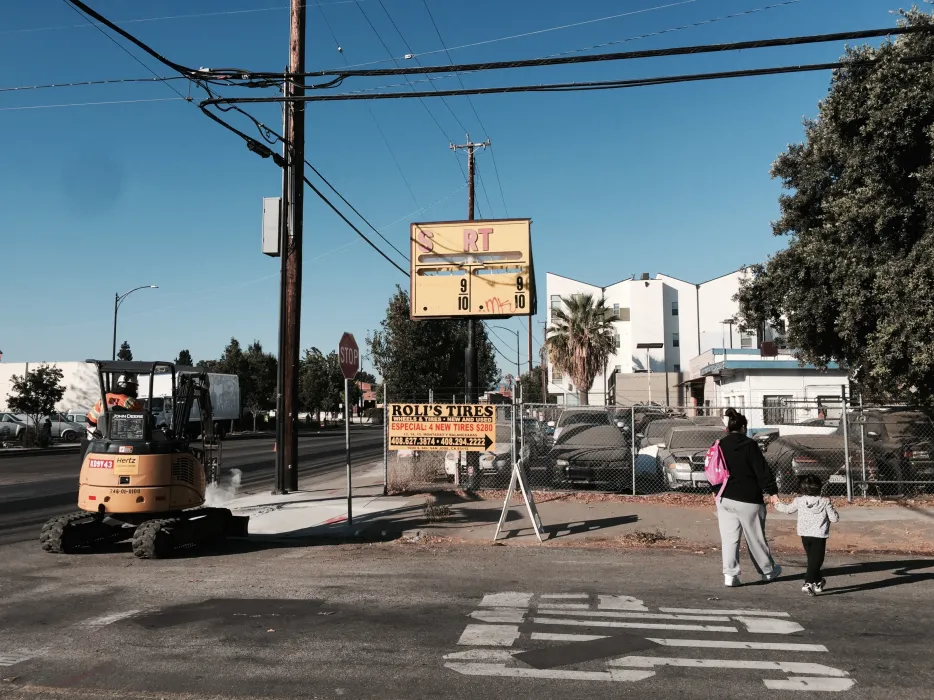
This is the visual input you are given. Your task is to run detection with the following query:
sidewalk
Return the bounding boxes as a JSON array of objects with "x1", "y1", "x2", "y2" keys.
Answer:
[{"x1": 225, "y1": 474, "x2": 934, "y2": 555}]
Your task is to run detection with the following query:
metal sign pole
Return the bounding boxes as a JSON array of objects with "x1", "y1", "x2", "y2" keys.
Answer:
[
  {"x1": 382, "y1": 383, "x2": 389, "y2": 497},
  {"x1": 841, "y1": 386, "x2": 852, "y2": 502},
  {"x1": 346, "y1": 377, "x2": 352, "y2": 527}
]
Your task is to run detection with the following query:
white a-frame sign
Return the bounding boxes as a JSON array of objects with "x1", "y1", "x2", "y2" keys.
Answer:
[{"x1": 493, "y1": 459, "x2": 545, "y2": 543}]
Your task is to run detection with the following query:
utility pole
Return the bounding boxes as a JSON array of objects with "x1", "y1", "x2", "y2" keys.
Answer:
[
  {"x1": 450, "y1": 134, "x2": 489, "y2": 488},
  {"x1": 282, "y1": 0, "x2": 306, "y2": 492},
  {"x1": 273, "y1": 72, "x2": 290, "y2": 495}
]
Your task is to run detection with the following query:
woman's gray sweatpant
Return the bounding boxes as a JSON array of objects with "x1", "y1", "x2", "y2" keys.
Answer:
[{"x1": 717, "y1": 498, "x2": 777, "y2": 577}]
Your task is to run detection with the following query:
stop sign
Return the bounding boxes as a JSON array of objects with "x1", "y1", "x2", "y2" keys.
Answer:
[{"x1": 338, "y1": 332, "x2": 360, "y2": 380}]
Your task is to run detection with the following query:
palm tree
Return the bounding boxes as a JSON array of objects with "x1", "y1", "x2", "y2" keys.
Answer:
[{"x1": 546, "y1": 293, "x2": 616, "y2": 405}]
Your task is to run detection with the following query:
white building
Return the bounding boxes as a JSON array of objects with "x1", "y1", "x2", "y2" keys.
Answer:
[
  {"x1": 686, "y1": 348, "x2": 849, "y2": 434},
  {"x1": 545, "y1": 269, "x2": 786, "y2": 406}
]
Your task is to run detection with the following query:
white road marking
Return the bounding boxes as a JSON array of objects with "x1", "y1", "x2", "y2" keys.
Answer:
[
  {"x1": 457, "y1": 624, "x2": 520, "y2": 647},
  {"x1": 538, "y1": 603, "x2": 589, "y2": 609},
  {"x1": 531, "y1": 633, "x2": 608, "y2": 642},
  {"x1": 470, "y1": 609, "x2": 526, "y2": 624},
  {"x1": 610, "y1": 656, "x2": 848, "y2": 677},
  {"x1": 443, "y1": 649, "x2": 518, "y2": 661},
  {"x1": 764, "y1": 677, "x2": 856, "y2": 691},
  {"x1": 648, "y1": 638, "x2": 828, "y2": 652},
  {"x1": 540, "y1": 594, "x2": 589, "y2": 599},
  {"x1": 536, "y1": 610, "x2": 731, "y2": 622},
  {"x1": 479, "y1": 593, "x2": 532, "y2": 608},
  {"x1": 445, "y1": 662, "x2": 656, "y2": 682},
  {"x1": 735, "y1": 616, "x2": 805, "y2": 635},
  {"x1": 83, "y1": 610, "x2": 142, "y2": 629},
  {"x1": 0, "y1": 652, "x2": 34, "y2": 667},
  {"x1": 661, "y1": 607, "x2": 790, "y2": 618},
  {"x1": 531, "y1": 617, "x2": 737, "y2": 633},
  {"x1": 599, "y1": 595, "x2": 649, "y2": 611}
]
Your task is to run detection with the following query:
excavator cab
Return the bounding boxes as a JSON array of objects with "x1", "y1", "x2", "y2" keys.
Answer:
[{"x1": 41, "y1": 360, "x2": 248, "y2": 559}]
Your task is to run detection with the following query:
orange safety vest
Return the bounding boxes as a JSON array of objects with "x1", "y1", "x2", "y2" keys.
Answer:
[{"x1": 86, "y1": 393, "x2": 143, "y2": 425}]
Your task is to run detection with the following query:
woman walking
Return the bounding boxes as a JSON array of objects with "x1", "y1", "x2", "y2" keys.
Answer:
[{"x1": 715, "y1": 408, "x2": 782, "y2": 587}]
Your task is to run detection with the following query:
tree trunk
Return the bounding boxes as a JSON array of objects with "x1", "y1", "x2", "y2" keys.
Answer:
[
  {"x1": 252, "y1": 411, "x2": 257, "y2": 432},
  {"x1": 578, "y1": 389, "x2": 589, "y2": 406}
]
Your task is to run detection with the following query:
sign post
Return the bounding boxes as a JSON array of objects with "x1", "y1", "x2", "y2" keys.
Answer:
[{"x1": 339, "y1": 332, "x2": 360, "y2": 528}]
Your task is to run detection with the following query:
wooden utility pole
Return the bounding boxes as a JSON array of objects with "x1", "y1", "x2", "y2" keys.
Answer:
[
  {"x1": 282, "y1": 0, "x2": 306, "y2": 492},
  {"x1": 451, "y1": 134, "x2": 489, "y2": 488},
  {"x1": 450, "y1": 134, "x2": 490, "y2": 406},
  {"x1": 273, "y1": 71, "x2": 290, "y2": 494}
]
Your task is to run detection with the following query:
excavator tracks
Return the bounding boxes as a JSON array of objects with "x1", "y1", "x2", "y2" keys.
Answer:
[
  {"x1": 39, "y1": 512, "x2": 128, "y2": 553},
  {"x1": 131, "y1": 518, "x2": 177, "y2": 559}
]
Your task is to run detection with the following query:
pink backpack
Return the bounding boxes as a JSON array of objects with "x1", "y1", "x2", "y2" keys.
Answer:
[{"x1": 704, "y1": 439, "x2": 729, "y2": 502}]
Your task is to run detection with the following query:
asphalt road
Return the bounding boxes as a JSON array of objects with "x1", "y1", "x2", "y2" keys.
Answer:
[
  {"x1": 0, "y1": 540, "x2": 931, "y2": 699},
  {"x1": 0, "y1": 427, "x2": 383, "y2": 546}
]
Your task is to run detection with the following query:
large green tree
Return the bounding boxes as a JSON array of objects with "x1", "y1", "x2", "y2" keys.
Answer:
[
  {"x1": 546, "y1": 293, "x2": 616, "y2": 405},
  {"x1": 367, "y1": 286, "x2": 499, "y2": 402},
  {"x1": 299, "y1": 348, "x2": 363, "y2": 420},
  {"x1": 737, "y1": 8, "x2": 934, "y2": 403}
]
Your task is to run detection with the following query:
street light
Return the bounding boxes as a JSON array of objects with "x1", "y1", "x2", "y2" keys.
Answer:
[
  {"x1": 721, "y1": 319, "x2": 735, "y2": 349},
  {"x1": 113, "y1": 285, "x2": 158, "y2": 360}
]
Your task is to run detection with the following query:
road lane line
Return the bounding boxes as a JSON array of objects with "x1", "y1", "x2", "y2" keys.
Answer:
[
  {"x1": 598, "y1": 595, "x2": 649, "y2": 611},
  {"x1": 445, "y1": 662, "x2": 655, "y2": 682},
  {"x1": 531, "y1": 633, "x2": 608, "y2": 642},
  {"x1": 764, "y1": 677, "x2": 856, "y2": 691},
  {"x1": 734, "y1": 616, "x2": 805, "y2": 634},
  {"x1": 479, "y1": 593, "x2": 533, "y2": 608},
  {"x1": 536, "y1": 610, "x2": 731, "y2": 622},
  {"x1": 471, "y1": 609, "x2": 526, "y2": 623}
]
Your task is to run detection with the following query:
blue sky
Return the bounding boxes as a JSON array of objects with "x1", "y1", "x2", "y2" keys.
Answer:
[{"x1": 0, "y1": 0, "x2": 907, "y2": 377}]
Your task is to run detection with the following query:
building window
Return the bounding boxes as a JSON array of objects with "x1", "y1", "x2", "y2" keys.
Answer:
[
  {"x1": 615, "y1": 333, "x2": 621, "y2": 349},
  {"x1": 672, "y1": 333, "x2": 679, "y2": 348},
  {"x1": 673, "y1": 364, "x2": 681, "y2": 372},
  {"x1": 618, "y1": 307, "x2": 631, "y2": 322},
  {"x1": 741, "y1": 335, "x2": 753, "y2": 348},
  {"x1": 550, "y1": 295, "x2": 561, "y2": 312},
  {"x1": 552, "y1": 367, "x2": 563, "y2": 382},
  {"x1": 671, "y1": 300, "x2": 679, "y2": 316},
  {"x1": 612, "y1": 303, "x2": 620, "y2": 320},
  {"x1": 763, "y1": 396, "x2": 795, "y2": 425}
]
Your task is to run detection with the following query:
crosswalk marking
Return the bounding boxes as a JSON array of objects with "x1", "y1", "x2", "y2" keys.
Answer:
[
  {"x1": 648, "y1": 638, "x2": 829, "y2": 652},
  {"x1": 0, "y1": 651, "x2": 34, "y2": 667},
  {"x1": 446, "y1": 592, "x2": 851, "y2": 691},
  {"x1": 529, "y1": 617, "x2": 738, "y2": 633}
]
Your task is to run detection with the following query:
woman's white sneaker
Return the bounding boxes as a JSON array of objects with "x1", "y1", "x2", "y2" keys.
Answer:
[{"x1": 724, "y1": 575, "x2": 741, "y2": 587}]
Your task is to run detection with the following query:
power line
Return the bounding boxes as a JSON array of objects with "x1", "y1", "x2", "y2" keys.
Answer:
[
  {"x1": 316, "y1": 1, "x2": 422, "y2": 209},
  {"x1": 305, "y1": 25, "x2": 933, "y2": 78},
  {"x1": 0, "y1": 75, "x2": 186, "y2": 93},
  {"x1": 62, "y1": 0, "x2": 190, "y2": 101},
  {"x1": 420, "y1": 0, "x2": 508, "y2": 217},
  {"x1": 0, "y1": 96, "x2": 186, "y2": 111},
  {"x1": 334, "y1": 0, "x2": 699, "y2": 70},
  {"x1": 219, "y1": 56, "x2": 934, "y2": 104}
]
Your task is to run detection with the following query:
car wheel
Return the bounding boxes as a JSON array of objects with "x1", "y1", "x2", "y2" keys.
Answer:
[{"x1": 61, "y1": 430, "x2": 77, "y2": 443}]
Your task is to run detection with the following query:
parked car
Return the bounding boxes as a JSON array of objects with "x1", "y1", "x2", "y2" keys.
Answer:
[
  {"x1": 859, "y1": 409, "x2": 934, "y2": 490},
  {"x1": 638, "y1": 418, "x2": 695, "y2": 450},
  {"x1": 551, "y1": 408, "x2": 631, "y2": 491},
  {"x1": 762, "y1": 414, "x2": 905, "y2": 495},
  {"x1": 656, "y1": 427, "x2": 727, "y2": 489},
  {"x1": 0, "y1": 413, "x2": 27, "y2": 442}
]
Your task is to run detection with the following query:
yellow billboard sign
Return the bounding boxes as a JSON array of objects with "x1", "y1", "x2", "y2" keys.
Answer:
[
  {"x1": 410, "y1": 218, "x2": 536, "y2": 319},
  {"x1": 388, "y1": 403, "x2": 496, "y2": 451}
]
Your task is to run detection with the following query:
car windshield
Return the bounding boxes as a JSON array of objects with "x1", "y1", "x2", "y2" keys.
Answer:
[
  {"x1": 666, "y1": 429, "x2": 724, "y2": 449},
  {"x1": 866, "y1": 412, "x2": 933, "y2": 441},
  {"x1": 557, "y1": 411, "x2": 611, "y2": 427},
  {"x1": 645, "y1": 419, "x2": 692, "y2": 437}
]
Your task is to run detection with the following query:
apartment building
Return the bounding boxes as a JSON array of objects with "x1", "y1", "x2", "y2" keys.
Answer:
[{"x1": 545, "y1": 269, "x2": 785, "y2": 405}]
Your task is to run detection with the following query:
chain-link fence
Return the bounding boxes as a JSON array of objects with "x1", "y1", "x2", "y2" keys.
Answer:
[{"x1": 383, "y1": 393, "x2": 934, "y2": 501}]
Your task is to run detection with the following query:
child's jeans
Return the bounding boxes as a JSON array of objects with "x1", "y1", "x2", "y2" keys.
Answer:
[{"x1": 801, "y1": 536, "x2": 827, "y2": 583}]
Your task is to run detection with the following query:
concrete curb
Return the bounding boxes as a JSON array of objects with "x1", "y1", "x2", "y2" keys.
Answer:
[{"x1": 0, "y1": 444, "x2": 81, "y2": 459}]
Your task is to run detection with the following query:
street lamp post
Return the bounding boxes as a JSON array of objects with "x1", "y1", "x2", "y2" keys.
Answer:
[{"x1": 113, "y1": 285, "x2": 158, "y2": 360}]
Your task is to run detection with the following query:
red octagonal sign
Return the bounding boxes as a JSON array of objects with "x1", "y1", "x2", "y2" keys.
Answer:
[{"x1": 338, "y1": 332, "x2": 360, "y2": 380}]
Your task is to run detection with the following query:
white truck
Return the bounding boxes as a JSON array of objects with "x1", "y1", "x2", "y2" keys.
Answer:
[{"x1": 0, "y1": 361, "x2": 240, "y2": 438}]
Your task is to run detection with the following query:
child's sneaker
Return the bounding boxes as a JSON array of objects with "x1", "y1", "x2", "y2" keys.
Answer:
[
  {"x1": 724, "y1": 575, "x2": 741, "y2": 587},
  {"x1": 802, "y1": 582, "x2": 816, "y2": 596},
  {"x1": 813, "y1": 578, "x2": 826, "y2": 593}
]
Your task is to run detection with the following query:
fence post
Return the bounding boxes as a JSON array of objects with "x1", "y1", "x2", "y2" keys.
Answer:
[
  {"x1": 631, "y1": 405, "x2": 637, "y2": 496},
  {"x1": 382, "y1": 383, "x2": 389, "y2": 496},
  {"x1": 858, "y1": 393, "x2": 867, "y2": 498},
  {"x1": 841, "y1": 386, "x2": 852, "y2": 502}
]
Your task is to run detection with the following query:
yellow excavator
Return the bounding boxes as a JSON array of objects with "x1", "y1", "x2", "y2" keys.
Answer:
[{"x1": 40, "y1": 360, "x2": 249, "y2": 559}]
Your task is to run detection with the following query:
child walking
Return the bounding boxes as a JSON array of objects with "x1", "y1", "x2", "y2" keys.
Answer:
[{"x1": 774, "y1": 474, "x2": 840, "y2": 595}]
